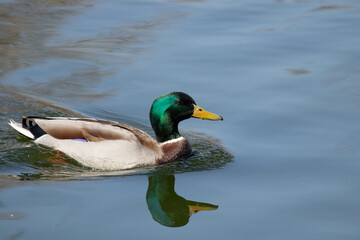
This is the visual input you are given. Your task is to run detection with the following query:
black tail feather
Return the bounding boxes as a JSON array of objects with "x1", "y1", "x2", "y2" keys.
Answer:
[{"x1": 22, "y1": 117, "x2": 47, "y2": 139}]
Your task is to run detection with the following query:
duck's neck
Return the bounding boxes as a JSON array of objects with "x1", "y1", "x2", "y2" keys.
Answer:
[{"x1": 151, "y1": 115, "x2": 181, "y2": 143}]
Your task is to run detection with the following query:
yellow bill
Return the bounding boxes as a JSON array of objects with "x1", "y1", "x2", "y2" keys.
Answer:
[
  {"x1": 188, "y1": 202, "x2": 218, "y2": 215},
  {"x1": 192, "y1": 105, "x2": 223, "y2": 121}
]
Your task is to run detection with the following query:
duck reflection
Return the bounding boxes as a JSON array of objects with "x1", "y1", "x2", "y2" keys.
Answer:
[{"x1": 146, "y1": 175, "x2": 218, "y2": 227}]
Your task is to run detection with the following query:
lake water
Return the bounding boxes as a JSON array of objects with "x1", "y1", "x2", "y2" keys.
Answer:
[{"x1": 1, "y1": 0, "x2": 360, "y2": 239}]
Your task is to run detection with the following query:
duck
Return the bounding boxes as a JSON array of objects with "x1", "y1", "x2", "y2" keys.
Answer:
[{"x1": 8, "y1": 92, "x2": 223, "y2": 170}]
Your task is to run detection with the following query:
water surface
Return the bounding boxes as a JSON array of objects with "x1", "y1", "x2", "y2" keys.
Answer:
[{"x1": 1, "y1": 0, "x2": 360, "y2": 239}]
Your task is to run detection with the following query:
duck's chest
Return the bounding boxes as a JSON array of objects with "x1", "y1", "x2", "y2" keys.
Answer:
[{"x1": 157, "y1": 137, "x2": 192, "y2": 165}]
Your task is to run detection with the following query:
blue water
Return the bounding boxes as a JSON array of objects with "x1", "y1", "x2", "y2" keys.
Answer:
[{"x1": 1, "y1": 0, "x2": 360, "y2": 239}]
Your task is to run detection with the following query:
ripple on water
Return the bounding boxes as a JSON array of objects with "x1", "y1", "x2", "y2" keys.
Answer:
[
  {"x1": 3, "y1": 128, "x2": 233, "y2": 181},
  {"x1": 153, "y1": 132, "x2": 234, "y2": 175},
  {"x1": 8, "y1": 132, "x2": 233, "y2": 181}
]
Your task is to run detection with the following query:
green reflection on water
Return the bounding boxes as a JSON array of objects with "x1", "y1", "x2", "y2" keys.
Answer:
[{"x1": 146, "y1": 174, "x2": 217, "y2": 227}]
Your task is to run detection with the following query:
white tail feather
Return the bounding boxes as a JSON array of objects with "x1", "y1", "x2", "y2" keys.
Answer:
[{"x1": 8, "y1": 118, "x2": 35, "y2": 139}]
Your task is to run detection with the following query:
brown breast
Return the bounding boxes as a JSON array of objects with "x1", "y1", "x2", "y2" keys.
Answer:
[{"x1": 156, "y1": 137, "x2": 192, "y2": 165}]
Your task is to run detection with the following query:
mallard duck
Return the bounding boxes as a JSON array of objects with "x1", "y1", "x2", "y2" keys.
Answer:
[{"x1": 9, "y1": 92, "x2": 223, "y2": 170}]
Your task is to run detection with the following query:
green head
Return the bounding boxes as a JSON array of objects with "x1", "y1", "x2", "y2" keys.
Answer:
[{"x1": 150, "y1": 92, "x2": 223, "y2": 143}]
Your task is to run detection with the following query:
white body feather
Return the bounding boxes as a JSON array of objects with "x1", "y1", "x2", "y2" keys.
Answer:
[{"x1": 35, "y1": 135, "x2": 158, "y2": 170}]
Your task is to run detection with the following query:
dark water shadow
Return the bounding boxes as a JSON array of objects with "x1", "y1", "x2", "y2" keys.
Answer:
[
  {"x1": 146, "y1": 174, "x2": 217, "y2": 227},
  {"x1": 2, "y1": 229, "x2": 26, "y2": 240},
  {"x1": 0, "y1": 212, "x2": 27, "y2": 221},
  {"x1": 311, "y1": 5, "x2": 356, "y2": 11},
  {"x1": 286, "y1": 68, "x2": 310, "y2": 75}
]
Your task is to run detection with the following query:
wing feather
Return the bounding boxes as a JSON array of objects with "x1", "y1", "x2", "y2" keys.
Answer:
[{"x1": 23, "y1": 116, "x2": 162, "y2": 155}]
